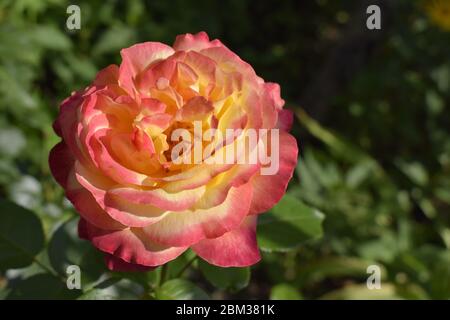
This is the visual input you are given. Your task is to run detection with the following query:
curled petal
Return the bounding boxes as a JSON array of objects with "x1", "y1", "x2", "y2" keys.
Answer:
[
  {"x1": 138, "y1": 113, "x2": 173, "y2": 136},
  {"x1": 103, "y1": 253, "x2": 155, "y2": 272},
  {"x1": 74, "y1": 162, "x2": 167, "y2": 228},
  {"x1": 192, "y1": 216, "x2": 260, "y2": 267},
  {"x1": 276, "y1": 109, "x2": 294, "y2": 132},
  {"x1": 249, "y1": 131, "x2": 298, "y2": 215},
  {"x1": 162, "y1": 163, "x2": 233, "y2": 192},
  {"x1": 194, "y1": 163, "x2": 259, "y2": 209},
  {"x1": 200, "y1": 45, "x2": 257, "y2": 81},
  {"x1": 264, "y1": 82, "x2": 285, "y2": 111},
  {"x1": 173, "y1": 31, "x2": 222, "y2": 52},
  {"x1": 141, "y1": 182, "x2": 252, "y2": 247},
  {"x1": 87, "y1": 129, "x2": 153, "y2": 186},
  {"x1": 119, "y1": 42, "x2": 175, "y2": 96},
  {"x1": 79, "y1": 218, "x2": 188, "y2": 267},
  {"x1": 66, "y1": 171, "x2": 124, "y2": 230},
  {"x1": 136, "y1": 57, "x2": 177, "y2": 92},
  {"x1": 176, "y1": 96, "x2": 214, "y2": 121},
  {"x1": 108, "y1": 184, "x2": 206, "y2": 212},
  {"x1": 94, "y1": 65, "x2": 120, "y2": 86},
  {"x1": 50, "y1": 142, "x2": 122, "y2": 230}
]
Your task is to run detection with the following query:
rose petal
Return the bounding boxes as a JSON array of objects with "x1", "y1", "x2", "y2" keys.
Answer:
[
  {"x1": 192, "y1": 216, "x2": 260, "y2": 267},
  {"x1": 49, "y1": 142, "x2": 74, "y2": 188},
  {"x1": 104, "y1": 253, "x2": 155, "y2": 272},
  {"x1": 80, "y1": 218, "x2": 187, "y2": 267},
  {"x1": 248, "y1": 131, "x2": 298, "y2": 215},
  {"x1": 173, "y1": 31, "x2": 222, "y2": 52},
  {"x1": 176, "y1": 96, "x2": 214, "y2": 122},
  {"x1": 108, "y1": 183, "x2": 206, "y2": 212},
  {"x1": 94, "y1": 65, "x2": 120, "y2": 86},
  {"x1": 74, "y1": 162, "x2": 168, "y2": 228},
  {"x1": 276, "y1": 109, "x2": 294, "y2": 132},
  {"x1": 264, "y1": 82, "x2": 285, "y2": 111},
  {"x1": 141, "y1": 182, "x2": 253, "y2": 247},
  {"x1": 119, "y1": 42, "x2": 175, "y2": 96}
]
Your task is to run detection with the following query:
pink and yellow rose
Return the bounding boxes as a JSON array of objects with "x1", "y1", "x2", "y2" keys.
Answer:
[{"x1": 49, "y1": 32, "x2": 298, "y2": 271}]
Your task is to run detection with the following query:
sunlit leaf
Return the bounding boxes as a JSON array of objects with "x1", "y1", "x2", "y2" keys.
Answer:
[
  {"x1": 199, "y1": 260, "x2": 250, "y2": 292},
  {"x1": 156, "y1": 279, "x2": 209, "y2": 300},
  {"x1": 319, "y1": 283, "x2": 400, "y2": 300},
  {"x1": 258, "y1": 194, "x2": 324, "y2": 252},
  {"x1": 270, "y1": 284, "x2": 302, "y2": 300},
  {"x1": 48, "y1": 218, "x2": 105, "y2": 286}
]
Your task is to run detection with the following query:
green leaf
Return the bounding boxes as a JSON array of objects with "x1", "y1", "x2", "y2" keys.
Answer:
[
  {"x1": 319, "y1": 283, "x2": 401, "y2": 300},
  {"x1": 270, "y1": 284, "x2": 302, "y2": 300},
  {"x1": 156, "y1": 279, "x2": 209, "y2": 300},
  {"x1": 257, "y1": 194, "x2": 324, "y2": 252},
  {"x1": 79, "y1": 278, "x2": 145, "y2": 300},
  {"x1": 296, "y1": 257, "x2": 387, "y2": 286},
  {"x1": 48, "y1": 218, "x2": 105, "y2": 286},
  {"x1": 426, "y1": 90, "x2": 444, "y2": 115},
  {"x1": 6, "y1": 273, "x2": 80, "y2": 300},
  {"x1": 396, "y1": 160, "x2": 429, "y2": 187},
  {"x1": 77, "y1": 288, "x2": 115, "y2": 300},
  {"x1": 31, "y1": 26, "x2": 72, "y2": 51},
  {"x1": 92, "y1": 25, "x2": 136, "y2": 56},
  {"x1": 295, "y1": 108, "x2": 372, "y2": 163},
  {"x1": 0, "y1": 200, "x2": 45, "y2": 270},
  {"x1": 166, "y1": 250, "x2": 197, "y2": 279},
  {"x1": 199, "y1": 260, "x2": 250, "y2": 292}
]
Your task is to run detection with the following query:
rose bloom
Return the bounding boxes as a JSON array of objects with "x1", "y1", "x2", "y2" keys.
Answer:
[{"x1": 49, "y1": 32, "x2": 298, "y2": 271}]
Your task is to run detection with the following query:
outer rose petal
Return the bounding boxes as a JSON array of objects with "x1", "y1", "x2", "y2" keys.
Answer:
[
  {"x1": 49, "y1": 141, "x2": 122, "y2": 230},
  {"x1": 276, "y1": 109, "x2": 294, "y2": 132},
  {"x1": 264, "y1": 82, "x2": 285, "y2": 110},
  {"x1": 78, "y1": 220, "x2": 152, "y2": 272},
  {"x1": 94, "y1": 65, "x2": 120, "y2": 86},
  {"x1": 49, "y1": 142, "x2": 74, "y2": 188},
  {"x1": 55, "y1": 89, "x2": 92, "y2": 166},
  {"x1": 173, "y1": 31, "x2": 222, "y2": 52},
  {"x1": 200, "y1": 46, "x2": 256, "y2": 78},
  {"x1": 66, "y1": 176, "x2": 124, "y2": 230},
  {"x1": 248, "y1": 131, "x2": 298, "y2": 215},
  {"x1": 192, "y1": 216, "x2": 260, "y2": 267},
  {"x1": 104, "y1": 253, "x2": 155, "y2": 272},
  {"x1": 79, "y1": 218, "x2": 187, "y2": 267}
]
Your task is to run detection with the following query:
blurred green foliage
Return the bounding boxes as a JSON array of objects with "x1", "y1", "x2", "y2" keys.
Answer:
[{"x1": 0, "y1": 0, "x2": 449, "y2": 299}]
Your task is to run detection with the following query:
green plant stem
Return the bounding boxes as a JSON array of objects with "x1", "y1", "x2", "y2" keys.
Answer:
[
  {"x1": 176, "y1": 255, "x2": 198, "y2": 278},
  {"x1": 159, "y1": 264, "x2": 168, "y2": 287}
]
